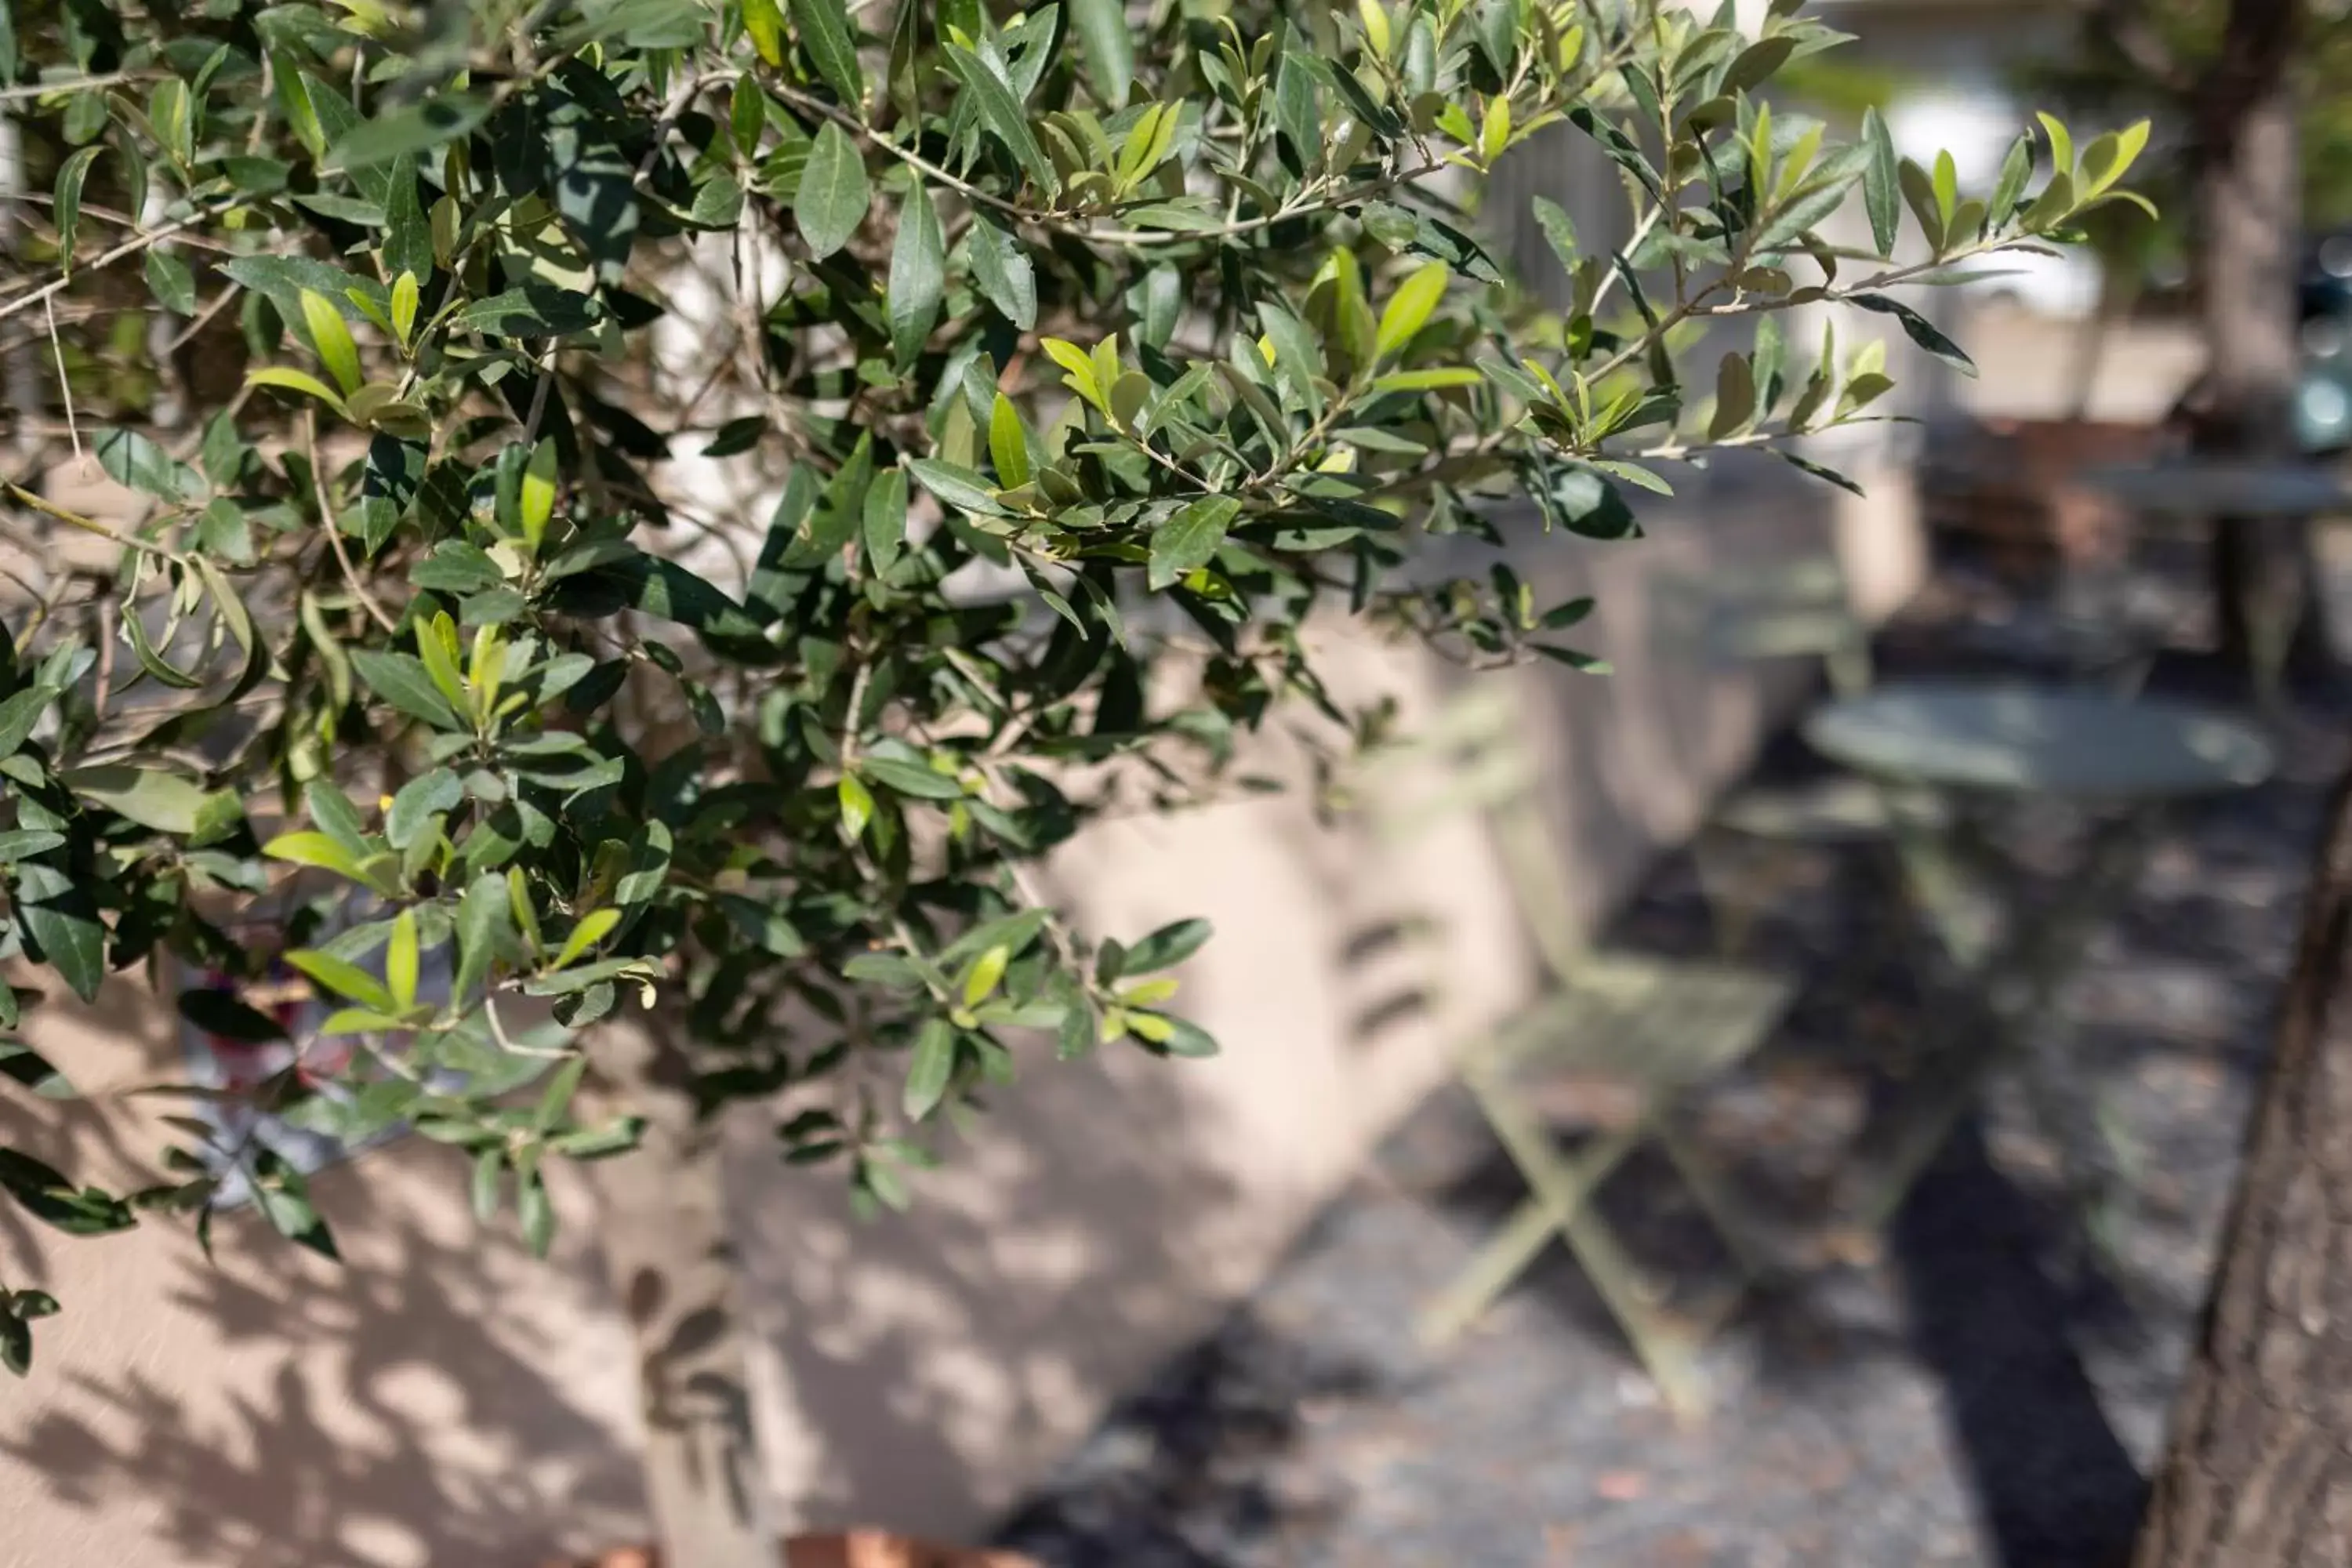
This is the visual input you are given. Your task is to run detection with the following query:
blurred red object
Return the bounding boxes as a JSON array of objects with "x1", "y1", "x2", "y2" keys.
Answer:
[
  {"x1": 550, "y1": 1532, "x2": 1040, "y2": 1568},
  {"x1": 1920, "y1": 416, "x2": 2180, "y2": 579}
]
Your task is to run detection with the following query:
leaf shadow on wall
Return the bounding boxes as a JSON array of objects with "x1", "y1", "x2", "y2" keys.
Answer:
[{"x1": 0, "y1": 985, "x2": 646, "y2": 1568}]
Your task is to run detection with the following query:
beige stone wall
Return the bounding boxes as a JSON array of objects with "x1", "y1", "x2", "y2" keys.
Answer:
[{"x1": 1, "y1": 459, "x2": 1923, "y2": 1565}]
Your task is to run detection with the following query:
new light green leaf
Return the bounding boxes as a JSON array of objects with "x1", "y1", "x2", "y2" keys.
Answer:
[
  {"x1": 554, "y1": 908, "x2": 620, "y2": 971},
  {"x1": 263, "y1": 830, "x2": 376, "y2": 884},
  {"x1": 1375, "y1": 262, "x2": 1450, "y2": 361},
  {"x1": 2037, "y1": 111, "x2": 2074, "y2": 179},
  {"x1": 389, "y1": 270, "x2": 419, "y2": 347},
  {"x1": 960, "y1": 944, "x2": 1010, "y2": 1008},
  {"x1": 272, "y1": 50, "x2": 327, "y2": 158},
  {"x1": 742, "y1": 0, "x2": 786, "y2": 63},
  {"x1": 1370, "y1": 367, "x2": 1482, "y2": 393},
  {"x1": 2079, "y1": 118, "x2": 2151, "y2": 198},
  {"x1": 387, "y1": 910, "x2": 420, "y2": 1011},
  {"x1": 244, "y1": 367, "x2": 348, "y2": 414},
  {"x1": 837, "y1": 773, "x2": 874, "y2": 838},
  {"x1": 299, "y1": 290, "x2": 364, "y2": 396},
  {"x1": 60, "y1": 767, "x2": 232, "y2": 837},
  {"x1": 285, "y1": 949, "x2": 396, "y2": 1014},
  {"x1": 519, "y1": 440, "x2": 558, "y2": 547}
]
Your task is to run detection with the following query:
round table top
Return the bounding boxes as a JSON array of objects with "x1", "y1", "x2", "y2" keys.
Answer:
[
  {"x1": 2078, "y1": 459, "x2": 2352, "y2": 518},
  {"x1": 1804, "y1": 684, "x2": 2276, "y2": 798}
]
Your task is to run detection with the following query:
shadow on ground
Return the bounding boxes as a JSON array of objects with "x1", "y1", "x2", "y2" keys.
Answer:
[{"x1": 996, "y1": 577, "x2": 2339, "y2": 1568}]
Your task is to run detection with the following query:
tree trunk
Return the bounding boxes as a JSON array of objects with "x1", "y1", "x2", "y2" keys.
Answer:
[
  {"x1": 587, "y1": 1011, "x2": 775, "y2": 1568},
  {"x1": 2192, "y1": 0, "x2": 2325, "y2": 689},
  {"x1": 2132, "y1": 760, "x2": 2352, "y2": 1566}
]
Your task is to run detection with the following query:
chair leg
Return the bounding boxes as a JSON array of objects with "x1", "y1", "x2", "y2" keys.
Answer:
[
  {"x1": 1544, "y1": 1190, "x2": 1717, "y2": 1423},
  {"x1": 1417, "y1": 1195, "x2": 1564, "y2": 1349},
  {"x1": 1460, "y1": 1091, "x2": 1722, "y2": 1420},
  {"x1": 1416, "y1": 1127, "x2": 1641, "y2": 1348},
  {"x1": 1653, "y1": 1117, "x2": 1775, "y2": 1283},
  {"x1": 1843, "y1": 1052, "x2": 1987, "y2": 1241},
  {"x1": 1842, "y1": 814, "x2": 2154, "y2": 1244},
  {"x1": 1690, "y1": 828, "x2": 1762, "y2": 959}
]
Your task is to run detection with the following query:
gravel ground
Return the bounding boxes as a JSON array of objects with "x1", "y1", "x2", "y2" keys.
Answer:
[{"x1": 994, "y1": 561, "x2": 2349, "y2": 1568}]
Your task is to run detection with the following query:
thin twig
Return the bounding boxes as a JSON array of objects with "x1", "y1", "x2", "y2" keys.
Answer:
[
  {"x1": 633, "y1": 69, "x2": 736, "y2": 191},
  {"x1": 522, "y1": 340, "x2": 557, "y2": 445},
  {"x1": 483, "y1": 994, "x2": 574, "y2": 1058},
  {"x1": 43, "y1": 296, "x2": 78, "y2": 462},
  {"x1": 91, "y1": 597, "x2": 115, "y2": 720},
  {"x1": 0, "y1": 210, "x2": 214, "y2": 324},
  {"x1": 3, "y1": 482, "x2": 176, "y2": 556},
  {"x1": 162, "y1": 282, "x2": 244, "y2": 354},
  {"x1": 0, "y1": 71, "x2": 147, "y2": 103},
  {"x1": 768, "y1": 79, "x2": 1445, "y2": 249},
  {"x1": 5, "y1": 191, "x2": 238, "y2": 251},
  {"x1": 302, "y1": 408, "x2": 401, "y2": 634},
  {"x1": 248, "y1": 54, "x2": 275, "y2": 156}
]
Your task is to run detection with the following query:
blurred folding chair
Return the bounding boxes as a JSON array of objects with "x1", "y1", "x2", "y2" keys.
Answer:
[
  {"x1": 1363, "y1": 682, "x2": 1795, "y2": 1419},
  {"x1": 1650, "y1": 554, "x2": 1928, "y2": 956}
]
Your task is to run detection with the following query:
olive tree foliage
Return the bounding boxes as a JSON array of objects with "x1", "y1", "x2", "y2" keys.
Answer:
[
  {"x1": 2031, "y1": 0, "x2": 2352, "y2": 257},
  {"x1": 0, "y1": 0, "x2": 2133, "y2": 1375}
]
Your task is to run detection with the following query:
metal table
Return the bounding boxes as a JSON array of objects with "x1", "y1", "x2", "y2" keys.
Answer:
[
  {"x1": 1802, "y1": 684, "x2": 2274, "y2": 1247},
  {"x1": 2078, "y1": 459, "x2": 2350, "y2": 523},
  {"x1": 2081, "y1": 459, "x2": 2352, "y2": 702}
]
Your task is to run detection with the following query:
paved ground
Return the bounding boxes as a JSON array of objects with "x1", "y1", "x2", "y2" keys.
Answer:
[{"x1": 993, "y1": 558, "x2": 2347, "y2": 1568}]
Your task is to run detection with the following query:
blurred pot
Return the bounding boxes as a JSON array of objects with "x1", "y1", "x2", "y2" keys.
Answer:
[
  {"x1": 1921, "y1": 415, "x2": 2177, "y2": 579},
  {"x1": 560, "y1": 1532, "x2": 1040, "y2": 1568}
]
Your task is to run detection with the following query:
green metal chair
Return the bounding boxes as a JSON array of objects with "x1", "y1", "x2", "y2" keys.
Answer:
[
  {"x1": 1364, "y1": 681, "x2": 1796, "y2": 1419},
  {"x1": 1652, "y1": 555, "x2": 1913, "y2": 957}
]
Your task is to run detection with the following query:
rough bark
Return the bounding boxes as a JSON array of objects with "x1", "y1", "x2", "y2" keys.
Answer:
[
  {"x1": 2132, "y1": 760, "x2": 2352, "y2": 1567},
  {"x1": 2190, "y1": 0, "x2": 2326, "y2": 686},
  {"x1": 587, "y1": 1011, "x2": 775, "y2": 1568}
]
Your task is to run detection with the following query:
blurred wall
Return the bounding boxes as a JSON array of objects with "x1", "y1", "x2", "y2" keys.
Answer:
[{"x1": 0, "y1": 452, "x2": 1923, "y2": 1564}]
